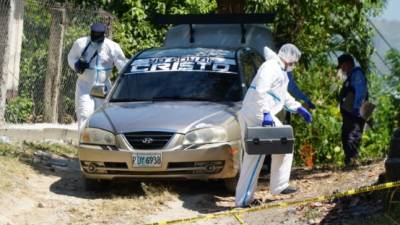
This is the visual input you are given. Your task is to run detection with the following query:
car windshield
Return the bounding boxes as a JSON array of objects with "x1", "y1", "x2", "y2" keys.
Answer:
[
  {"x1": 110, "y1": 55, "x2": 243, "y2": 102},
  {"x1": 110, "y1": 71, "x2": 242, "y2": 102}
]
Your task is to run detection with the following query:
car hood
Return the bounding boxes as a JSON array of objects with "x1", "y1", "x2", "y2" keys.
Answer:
[{"x1": 93, "y1": 101, "x2": 240, "y2": 134}]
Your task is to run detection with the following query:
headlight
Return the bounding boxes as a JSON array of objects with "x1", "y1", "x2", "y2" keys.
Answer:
[
  {"x1": 183, "y1": 127, "x2": 228, "y2": 145},
  {"x1": 80, "y1": 128, "x2": 116, "y2": 146}
]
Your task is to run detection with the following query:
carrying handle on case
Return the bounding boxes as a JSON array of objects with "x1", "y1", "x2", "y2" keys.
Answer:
[{"x1": 252, "y1": 138, "x2": 260, "y2": 145}]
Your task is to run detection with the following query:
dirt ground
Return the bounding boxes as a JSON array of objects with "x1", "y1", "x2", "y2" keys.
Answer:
[{"x1": 0, "y1": 146, "x2": 398, "y2": 225}]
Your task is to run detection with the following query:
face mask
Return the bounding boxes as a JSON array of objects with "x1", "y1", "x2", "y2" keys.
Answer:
[
  {"x1": 337, "y1": 69, "x2": 347, "y2": 80},
  {"x1": 90, "y1": 41, "x2": 102, "y2": 49},
  {"x1": 286, "y1": 65, "x2": 295, "y2": 72},
  {"x1": 90, "y1": 31, "x2": 105, "y2": 43}
]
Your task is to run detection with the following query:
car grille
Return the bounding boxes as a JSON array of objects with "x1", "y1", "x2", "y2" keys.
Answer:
[{"x1": 124, "y1": 132, "x2": 174, "y2": 150}]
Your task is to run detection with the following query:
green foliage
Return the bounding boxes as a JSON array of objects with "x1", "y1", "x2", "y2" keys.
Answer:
[
  {"x1": 109, "y1": 0, "x2": 217, "y2": 57},
  {"x1": 23, "y1": 141, "x2": 78, "y2": 157},
  {"x1": 0, "y1": 143, "x2": 19, "y2": 157},
  {"x1": 245, "y1": 0, "x2": 385, "y2": 70},
  {"x1": 385, "y1": 49, "x2": 400, "y2": 126},
  {"x1": 5, "y1": 97, "x2": 34, "y2": 123},
  {"x1": 291, "y1": 62, "x2": 395, "y2": 165},
  {"x1": 359, "y1": 71, "x2": 396, "y2": 159},
  {"x1": 19, "y1": 1, "x2": 52, "y2": 120},
  {"x1": 290, "y1": 65, "x2": 344, "y2": 165},
  {"x1": 0, "y1": 142, "x2": 77, "y2": 158},
  {"x1": 356, "y1": 49, "x2": 400, "y2": 160}
]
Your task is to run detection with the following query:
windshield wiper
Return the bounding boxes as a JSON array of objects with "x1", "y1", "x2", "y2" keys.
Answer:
[
  {"x1": 151, "y1": 96, "x2": 208, "y2": 101},
  {"x1": 109, "y1": 98, "x2": 144, "y2": 102}
]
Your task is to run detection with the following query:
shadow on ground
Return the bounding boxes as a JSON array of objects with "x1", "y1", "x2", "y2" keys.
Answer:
[
  {"x1": 171, "y1": 180, "x2": 232, "y2": 213},
  {"x1": 22, "y1": 152, "x2": 232, "y2": 213},
  {"x1": 319, "y1": 188, "x2": 400, "y2": 225}
]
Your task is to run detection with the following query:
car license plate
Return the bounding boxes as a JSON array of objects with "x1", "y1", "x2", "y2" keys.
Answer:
[{"x1": 133, "y1": 153, "x2": 162, "y2": 168}]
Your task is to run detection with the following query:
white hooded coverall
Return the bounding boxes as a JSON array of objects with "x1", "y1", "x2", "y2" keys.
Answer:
[
  {"x1": 67, "y1": 37, "x2": 127, "y2": 132},
  {"x1": 236, "y1": 54, "x2": 301, "y2": 207}
]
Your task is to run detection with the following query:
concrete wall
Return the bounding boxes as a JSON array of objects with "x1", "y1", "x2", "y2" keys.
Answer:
[{"x1": 0, "y1": 124, "x2": 78, "y2": 144}]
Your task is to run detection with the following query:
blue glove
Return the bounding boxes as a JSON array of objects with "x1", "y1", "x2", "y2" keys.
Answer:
[
  {"x1": 297, "y1": 107, "x2": 312, "y2": 124},
  {"x1": 306, "y1": 101, "x2": 316, "y2": 110},
  {"x1": 262, "y1": 112, "x2": 275, "y2": 127},
  {"x1": 352, "y1": 108, "x2": 361, "y2": 118},
  {"x1": 74, "y1": 59, "x2": 89, "y2": 74}
]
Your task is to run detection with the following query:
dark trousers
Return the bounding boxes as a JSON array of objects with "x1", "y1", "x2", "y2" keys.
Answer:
[
  {"x1": 341, "y1": 111, "x2": 365, "y2": 164},
  {"x1": 284, "y1": 111, "x2": 291, "y2": 125}
]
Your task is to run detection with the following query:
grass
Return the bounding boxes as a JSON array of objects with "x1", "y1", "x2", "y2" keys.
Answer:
[
  {"x1": 23, "y1": 141, "x2": 77, "y2": 157},
  {"x1": 0, "y1": 141, "x2": 78, "y2": 192},
  {"x1": 303, "y1": 207, "x2": 324, "y2": 222},
  {"x1": 67, "y1": 182, "x2": 178, "y2": 225},
  {"x1": 0, "y1": 141, "x2": 78, "y2": 159},
  {"x1": 0, "y1": 157, "x2": 32, "y2": 192}
]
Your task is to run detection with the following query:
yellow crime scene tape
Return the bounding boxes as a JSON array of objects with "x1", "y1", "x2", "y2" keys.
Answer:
[{"x1": 146, "y1": 180, "x2": 400, "y2": 225}]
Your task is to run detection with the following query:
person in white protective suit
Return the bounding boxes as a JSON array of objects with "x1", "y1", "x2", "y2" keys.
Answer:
[
  {"x1": 236, "y1": 43, "x2": 313, "y2": 207},
  {"x1": 67, "y1": 23, "x2": 127, "y2": 133}
]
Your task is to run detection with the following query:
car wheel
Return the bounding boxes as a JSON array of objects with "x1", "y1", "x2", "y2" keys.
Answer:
[
  {"x1": 83, "y1": 177, "x2": 111, "y2": 191},
  {"x1": 224, "y1": 175, "x2": 239, "y2": 194}
]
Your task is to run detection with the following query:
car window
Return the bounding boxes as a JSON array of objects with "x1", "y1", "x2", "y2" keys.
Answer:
[
  {"x1": 110, "y1": 56, "x2": 243, "y2": 102},
  {"x1": 240, "y1": 51, "x2": 265, "y2": 87},
  {"x1": 241, "y1": 53, "x2": 257, "y2": 87},
  {"x1": 251, "y1": 52, "x2": 265, "y2": 68}
]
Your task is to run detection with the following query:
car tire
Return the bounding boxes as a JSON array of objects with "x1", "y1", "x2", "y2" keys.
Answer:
[
  {"x1": 83, "y1": 177, "x2": 111, "y2": 191},
  {"x1": 224, "y1": 175, "x2": 239, "y2": 194}
]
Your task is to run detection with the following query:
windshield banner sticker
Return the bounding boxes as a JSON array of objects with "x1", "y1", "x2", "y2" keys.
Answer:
[{"x1": 129, "y1": 57, "x2": 237, "y2": 74}]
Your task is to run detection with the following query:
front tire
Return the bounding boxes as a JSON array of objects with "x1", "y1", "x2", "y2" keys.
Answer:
[{"x1": 224, "y1": 175, "x2": 239, "y2": 194}]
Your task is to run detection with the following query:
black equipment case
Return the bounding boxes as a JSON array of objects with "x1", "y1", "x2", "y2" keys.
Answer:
[{"x1": 245, "y1": 125, "x2": 294, "y2": 155}]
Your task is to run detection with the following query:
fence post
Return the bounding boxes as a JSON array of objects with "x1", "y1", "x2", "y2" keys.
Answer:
[
  {"x1": 43, "y1": 5, "x2": 65, "y2": 123},
  {"x1": 6, "y1": 0, "x2": 24, "y2": 99},
  {"x1": 0, "y1": 0, "x2": 10, "y2": 125}
]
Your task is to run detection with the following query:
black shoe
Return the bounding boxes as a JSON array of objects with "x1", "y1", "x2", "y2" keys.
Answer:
[
  {"x1": 345, "y1": 158, "x2": 360, "y2": 169},
  {"x1": 249, "y1": 199, "x2": 263, "y2": 207},
  {"x1": 280, "y1": 186, "x2": 297, "y2": 195}
]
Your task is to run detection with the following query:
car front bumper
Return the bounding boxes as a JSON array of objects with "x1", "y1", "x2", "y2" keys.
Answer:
[{"x1": 78, "y1": 141, "x2": 241, "y2": 180}]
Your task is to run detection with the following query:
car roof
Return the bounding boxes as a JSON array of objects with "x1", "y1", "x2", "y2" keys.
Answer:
[
  {"x1": 163, "y1": 24, "x2": 275, "y2": 57},
  {"x1": 136, "y1": 47, "x2": 238, "y2": 59}
]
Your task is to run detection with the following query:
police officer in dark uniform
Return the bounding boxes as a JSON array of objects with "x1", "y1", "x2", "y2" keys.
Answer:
[{"x1": 337, "y1": 54, "x2": 368, "y2": 167}]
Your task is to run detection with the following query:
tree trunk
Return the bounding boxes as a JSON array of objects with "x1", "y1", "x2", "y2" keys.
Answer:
[{"x1": 216, "y1": 0, "x2": 245, "y2": 14}]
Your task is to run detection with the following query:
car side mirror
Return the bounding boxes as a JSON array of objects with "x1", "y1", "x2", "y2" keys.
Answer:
[{"x1": 90, "y1": 84, "x2": 108, "y2": 99}]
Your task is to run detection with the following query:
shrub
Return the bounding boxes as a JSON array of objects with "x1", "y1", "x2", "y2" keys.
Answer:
[{"x1": 5, "y1": 97, "x2": 34, "y2": 123}]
